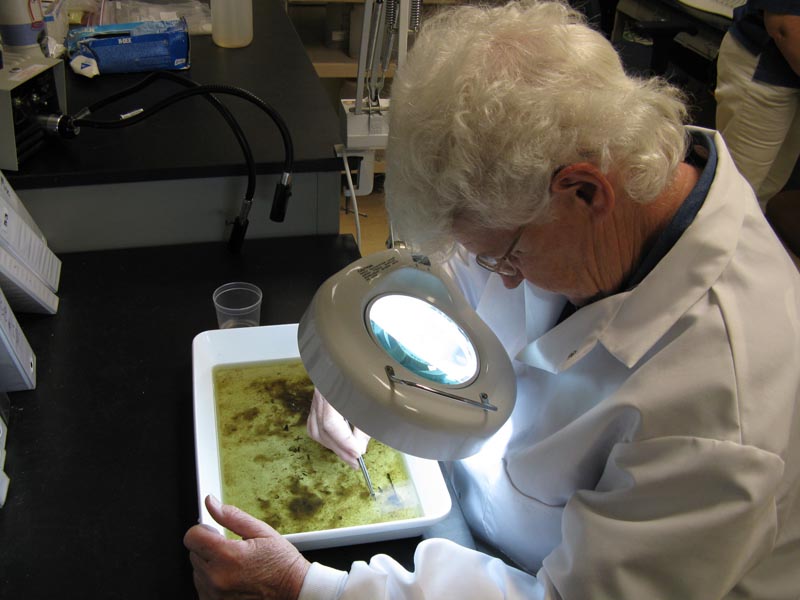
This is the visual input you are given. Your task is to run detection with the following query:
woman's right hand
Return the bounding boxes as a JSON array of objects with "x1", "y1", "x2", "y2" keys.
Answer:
[{"x1": 306, "y1": 388, "x2": 370, "y2": 470}]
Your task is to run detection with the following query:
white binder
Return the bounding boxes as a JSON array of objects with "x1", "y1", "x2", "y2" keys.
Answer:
[
  {"x1": 0, "y1": 170, "x2": 44, "y2": 242},
  {"x1": 0, "y1": 286, "x2": 36, "y2": 392},
  {"x1": 0, "y1": 170, "x2": 61, "y2": 292},
  {"x1": 0, "y1": 244, "x2": 59, "y2": 315}
]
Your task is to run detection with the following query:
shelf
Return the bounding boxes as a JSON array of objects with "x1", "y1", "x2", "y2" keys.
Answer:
[
  {"x1": 290, "y1": 0, "x2": 457, "y2": 78},
  {"x1": 306, "y1": 44, "x2": 397, "y2": 78}
]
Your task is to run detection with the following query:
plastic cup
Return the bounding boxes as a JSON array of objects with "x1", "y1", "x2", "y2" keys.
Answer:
[{"x1": 213, "y1": 282, "x2": 262, "y2": 328}]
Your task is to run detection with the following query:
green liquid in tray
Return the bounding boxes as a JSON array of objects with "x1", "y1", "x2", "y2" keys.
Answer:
[{"x1": 213, "y1": 359, "x2": 423, "y2": 537}]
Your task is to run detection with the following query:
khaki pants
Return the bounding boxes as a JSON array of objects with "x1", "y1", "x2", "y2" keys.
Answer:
[{"x1": 715, "y1": 33, "x2": 800, "y2": 210}]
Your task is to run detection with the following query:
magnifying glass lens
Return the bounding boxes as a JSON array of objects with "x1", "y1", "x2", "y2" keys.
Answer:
[{"x1": 368, "y1": 294, "x2": 478, "y2": 385}]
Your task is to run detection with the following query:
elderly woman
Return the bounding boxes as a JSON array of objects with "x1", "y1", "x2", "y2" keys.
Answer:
[{"x1": 184, "y1": 2, "x2": 800, "y2": 598}]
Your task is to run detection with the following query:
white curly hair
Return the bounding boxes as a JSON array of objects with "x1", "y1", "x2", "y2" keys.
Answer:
[{"x1": 385, "y1": 0, "x2": 690, "y2": 255}]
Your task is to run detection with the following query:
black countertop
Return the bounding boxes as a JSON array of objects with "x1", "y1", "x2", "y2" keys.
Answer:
[
  {"x1": 0, "y1": 235, "x2": 421, "y2": 599},
  {"x1": 7, "y1": 0, "x2": 343, "y2": 190}
]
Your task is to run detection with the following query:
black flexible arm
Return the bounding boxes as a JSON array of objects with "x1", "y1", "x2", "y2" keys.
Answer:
[
  {"x1": 83, "y1": 72, "x2": 257, "y2": 204},
  {"x1": 70, "y1": 81, "x2": 295, "y2": 250},
  {"x1": 74, "y1": 84, "x2": 293, "y2": 174}
]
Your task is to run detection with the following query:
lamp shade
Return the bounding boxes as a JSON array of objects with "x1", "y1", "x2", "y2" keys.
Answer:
[{"x1": 298, "y1": 248, "x2": 516, "y2": 460}]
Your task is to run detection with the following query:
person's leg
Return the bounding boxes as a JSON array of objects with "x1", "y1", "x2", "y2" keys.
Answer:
[
  {"x1": 715, "y1": 33, "x2": 800, "y2": 209},
  {"x1": 766, "y1": 189, "x2": 800, "y2": 263},
  {"x1": 759, "y1": 104, "x2": 800, "y2": 203}
]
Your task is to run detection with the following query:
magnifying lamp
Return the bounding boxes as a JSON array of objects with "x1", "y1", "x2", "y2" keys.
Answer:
[{"x1": 298, "y1": 248, "x2": 516, "y2": 461}]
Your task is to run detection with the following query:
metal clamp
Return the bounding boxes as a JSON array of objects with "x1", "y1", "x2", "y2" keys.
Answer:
[{"x1": 384, "y1": 366, "x2": 498, "y2": 412}]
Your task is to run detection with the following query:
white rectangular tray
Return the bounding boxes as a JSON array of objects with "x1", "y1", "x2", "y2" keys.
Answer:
[{"x1": 192, "y1": 323, "x2": 452, "y2": 550}]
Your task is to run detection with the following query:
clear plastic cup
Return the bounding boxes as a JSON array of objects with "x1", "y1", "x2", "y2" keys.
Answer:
[{"x1": 213, "y1": 282, "x2": 262, "y2": 328}]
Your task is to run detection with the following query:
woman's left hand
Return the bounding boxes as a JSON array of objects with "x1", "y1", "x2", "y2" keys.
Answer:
[{"x1": 184, "y1": 495, "x2": 311, "y2": 600}]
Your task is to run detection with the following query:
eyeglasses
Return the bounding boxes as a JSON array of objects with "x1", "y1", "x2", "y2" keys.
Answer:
[{"x1": 475, "y1": 227, "x2": 524, "y2": 277}]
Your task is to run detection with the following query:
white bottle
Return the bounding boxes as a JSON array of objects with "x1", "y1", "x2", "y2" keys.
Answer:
[{"x1": 211, "y1": 0, "x2": 253, "y2": 48}]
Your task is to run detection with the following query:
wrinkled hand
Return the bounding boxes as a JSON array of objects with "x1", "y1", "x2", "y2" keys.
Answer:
[
  {"x1": 306, "y1": 388, "x2": 370, "y2": 470},
  {"x1": 184, "y1": 495, "x2": 311, "y2": 600}
]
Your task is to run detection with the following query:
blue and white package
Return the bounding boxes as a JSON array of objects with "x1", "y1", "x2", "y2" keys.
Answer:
[{"x1": 66, "y1": 19, "x2": 190, "y2": 77}]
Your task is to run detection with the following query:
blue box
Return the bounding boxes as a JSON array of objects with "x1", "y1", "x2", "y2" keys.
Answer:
[{"x1": 66, "y1": 19, "x2": 190, "y2": 77}]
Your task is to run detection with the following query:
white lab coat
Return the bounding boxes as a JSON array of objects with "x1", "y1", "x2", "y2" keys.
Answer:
[{"x1": 298, "y1": 129, "x2": 800, "y2": 599}]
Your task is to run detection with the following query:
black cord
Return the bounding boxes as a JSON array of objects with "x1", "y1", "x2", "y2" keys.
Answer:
[
  {"x1": 83, "y1": 72, "x2": 257, "y2": 203},
  {"x1": 74, "y1": 84, "x2": 293, "y2": 174},
  {"x1": 70, "y1": 81, "x2": 295, "y2": 249}
]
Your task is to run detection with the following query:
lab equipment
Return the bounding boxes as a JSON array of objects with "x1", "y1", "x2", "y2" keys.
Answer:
[
  {"x1": 35, "y1": 71, "x2": 294, "y2": 248},
  {"x1": 191, "y1": 323, "x2": 451, "y2": 549},
  {"x1": 338, "y1": 0, "x2": 421, "y2": 203},
  {"x1": 298, "y1": 248, "x2": 516, "y2": 461},
  {"x1": 0, "y1": 50, "x2": 67, "y2": 171},
  {"x1": 3, "y1": 19, "x2": 293, "y2": 246},
  {"x1": 357, "y1": 454, "x2": 376, "y2": 498},
  {"x1": 350, "y1": 418, "x2": 376, "y2": 499}
]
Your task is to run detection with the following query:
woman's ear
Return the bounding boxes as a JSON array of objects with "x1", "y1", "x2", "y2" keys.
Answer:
[{"x1": 550, "y1": 163, "x2": 615, "y2": 217}]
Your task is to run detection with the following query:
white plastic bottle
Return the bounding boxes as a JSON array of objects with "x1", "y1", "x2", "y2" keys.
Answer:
[{"x1": 211, "y1": 0, "x2": 253, "y2": 48}]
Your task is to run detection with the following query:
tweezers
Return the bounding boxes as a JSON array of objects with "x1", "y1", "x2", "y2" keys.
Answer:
[
  {"x1": 348, "y1": 419, "x2": 376, "y2": 499},
  {"x1": 357, "y1": 455, "x2": 377, "y2": 499}
]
